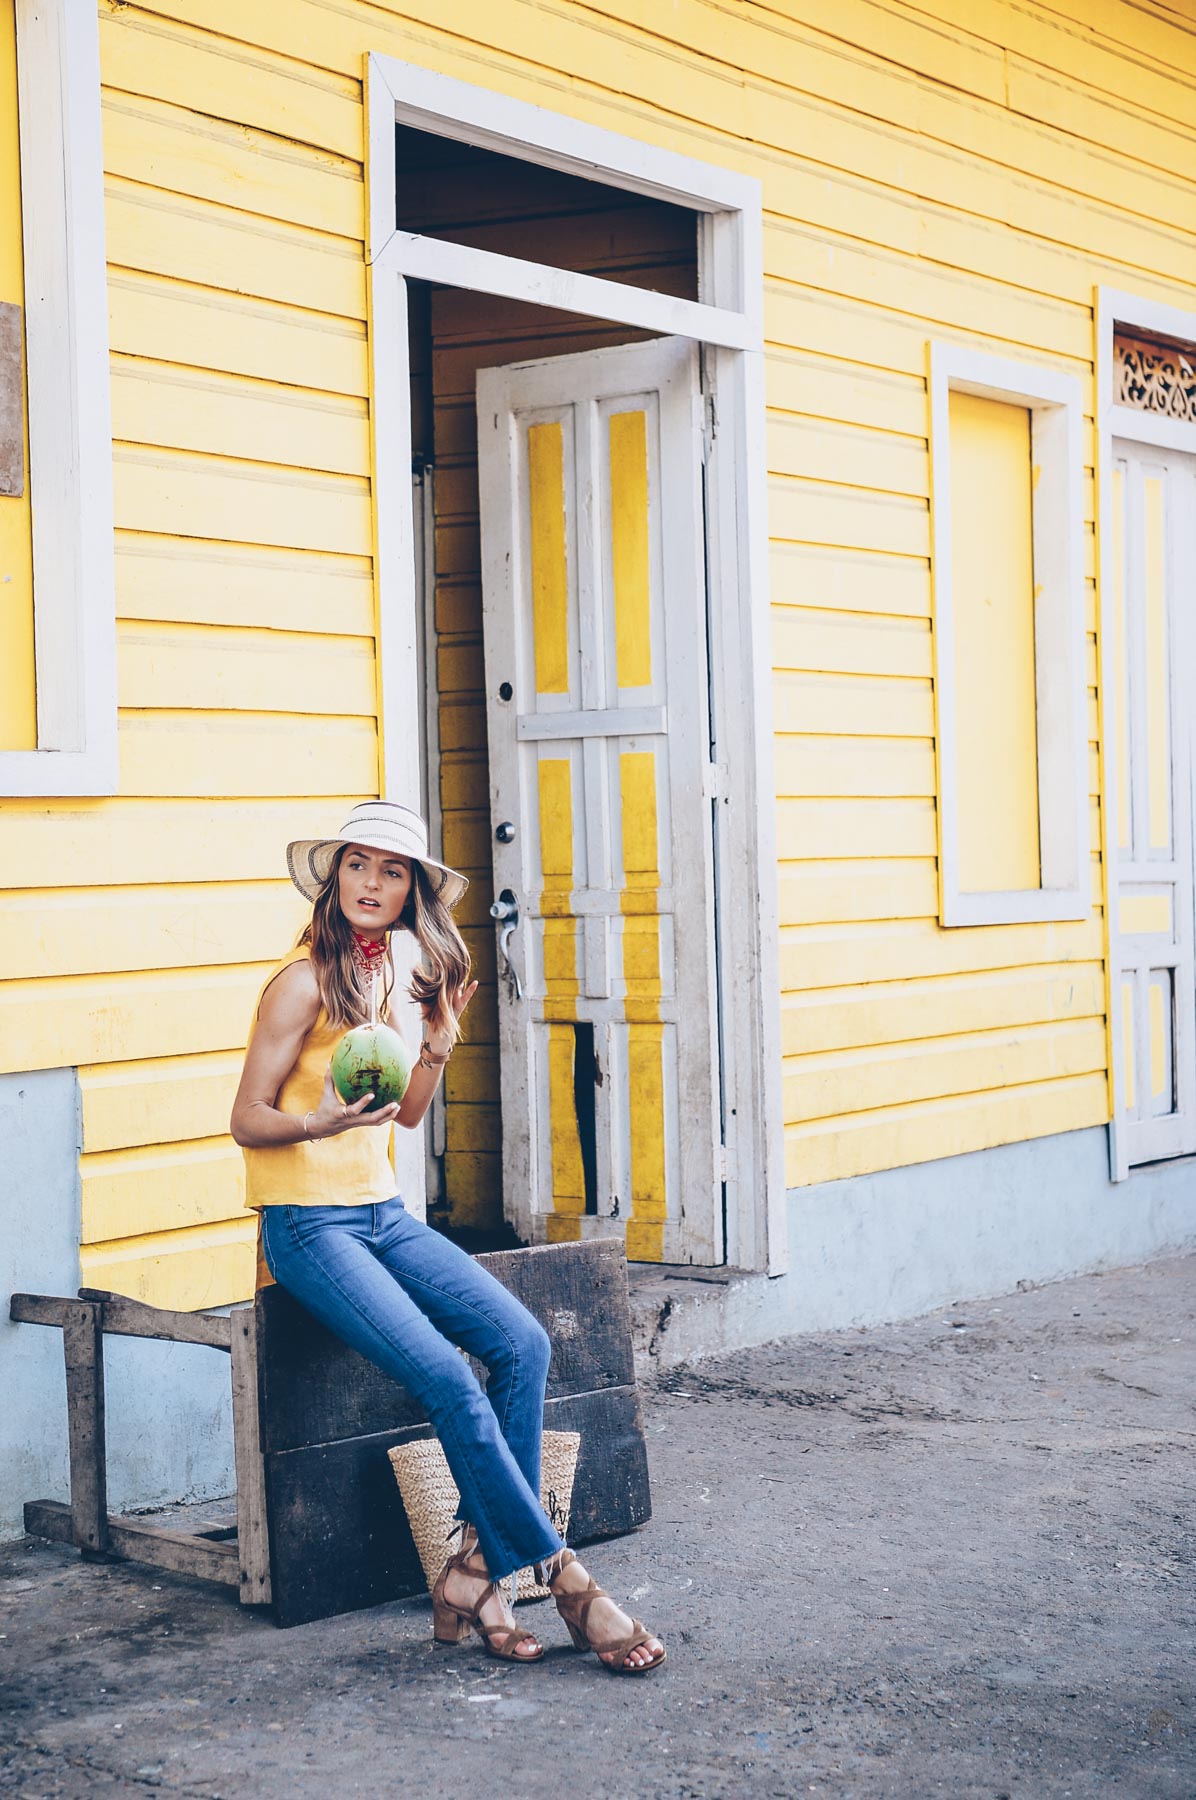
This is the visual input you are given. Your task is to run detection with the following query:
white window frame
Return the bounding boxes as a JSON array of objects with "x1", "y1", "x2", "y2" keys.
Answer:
[
  {"x1": 1096, "y1": 287, "x2": 1196, "y2": 1182},
  {"x1": 929, "y1": 341, "x2": 1088, "y2": 927},
  {"x1": 1, "y1": 0, "x2": 116, "y2": 797},
  {"x1": 364, "y1": 54, "x2": 786, "y2": 1273}
]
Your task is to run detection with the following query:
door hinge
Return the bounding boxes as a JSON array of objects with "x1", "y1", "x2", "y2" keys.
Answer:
[{"x1": 702, "y1": 761, "x2": 724, "y2": 800}]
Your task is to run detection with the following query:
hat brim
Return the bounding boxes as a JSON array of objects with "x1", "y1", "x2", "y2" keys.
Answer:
[{"x1": 286, "y1": 836, "x2": 468, "y2": 911}]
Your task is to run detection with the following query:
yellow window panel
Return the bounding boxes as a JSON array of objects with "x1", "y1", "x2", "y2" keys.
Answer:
[
  {"x1": 627, "y1": 1023, "x2": 667, "y2": 1224},
  {"x1": 528, "y1": 419, "x2": 570, "y2": 696},
  {"x1": 948, "y1": 390, "x2": 1041, "y2": 894},
  {"x1": 547, "y1": 1024, "x2": 586, "y2": 1215},
  {"x1": 609, "y1": 408, "x2": 652, "y2": 690}
]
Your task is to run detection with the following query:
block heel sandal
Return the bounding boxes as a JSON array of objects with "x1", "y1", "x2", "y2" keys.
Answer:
[
  {"x1": 430, "y1": 1549, "x2": 544, "y2": 1662},
  {"x1": 548, "y1": 1549, "x2": 667, "y2": 1675}
]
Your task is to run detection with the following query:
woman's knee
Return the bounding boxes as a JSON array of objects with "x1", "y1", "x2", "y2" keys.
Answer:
[
  {"x1": 481, "y1": 1307, "x2": 551, "y2": 1383},
  {"x1": 514, "y1": 1312, "x2": 552, "y2": 1380}
]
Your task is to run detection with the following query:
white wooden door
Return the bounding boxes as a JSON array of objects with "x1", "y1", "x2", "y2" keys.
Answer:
[
  {"x1": 476, "y1": 337, "x2": 722, "y2": 1264},
  {"x1": 1109, "y1": 440, "x2": 1196, "y2": 1164}
]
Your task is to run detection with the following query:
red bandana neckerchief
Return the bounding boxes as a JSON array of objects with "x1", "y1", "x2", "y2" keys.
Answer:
[{"x1": 351, "y1": 930, "x2": 388, "y2": 963}]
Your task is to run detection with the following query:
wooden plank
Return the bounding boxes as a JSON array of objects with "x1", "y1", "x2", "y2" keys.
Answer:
[
  {"x1": 767, "y1": 413, "x2": 927, "y2": 497},
  {"x1": 772, "y1": 670, "x2": 933, "y2": 740},
  {"x1": 444, "y1": 1104, "x2": 501, "y2": 1153},
  {"x1": 108, "y1": 272, "x2": 368, "y2": 397},
  {"x1": 0, "y1": 797, "x2": 366, "y2": 890},
  {"x1": 764, "y1": 281, "x2": 1090, "y2": 388},
  {"x1": 110, "y1": 358, "x2": 370, "y2": 477},
  {"x1": 255, "y1": 1239, "x2": 636, "y2": 1454},
  {"x1": 97, "y1": 9, "x2": 362, "y2": 160},
  {"x1": 62, "y1": 1302, "x2": 108, "y2": 1558},
  {"x1": 264, "y1": 1386, "x2": 649, "y2": 1629},
  {"x1": 230, "y1": 1307, "x2": 272, "y2": 1606},
  {"x1": 115, "y1": 533, "x2": 374, "y2": 634},
  {"x1": 139, "y1": 0, "x2": 1196, "y2": 202},
  {"x1": 774, "y1": 736, "x2": 936, "y2": 799},
  {"x1": 779, "y1": 861, "x2": 939, "y2": 927},
  {"x1": 787, "y1": 1070, "x2": 1110, "y2": 1187},
  {"x1": 779, "y1": 913, "x2": 1104, "y2": 991},
  {"x1": 769, "y1": 477, "x2": 930, "y2": 559},
  {"x1": 757, "y1": 143, "x2": 1196, "y2": 304},
  {"x1": 776, "y1": 796, "x2": 938, "y2": 861},
  {"x1": 784, "y1": 1016, "x2": 1108, "y2": 1122},
  {"x1": 0, "y1": 964, "x2": 266, "y2": 1076},
  {"x1": 769, "y1": 544, "x2": 930, "y2": 620},
  {"x1": 81, "y1": 1140, "x2": 245, "y2": 1246},
  {"x1": 23, "y1": 1499, "x2": 240, "y2": 1587},
  {"x1": 439, "y1": 1151, "x2": 503, "y2": 1228},
  {"x1": 0, "y1": 882, "x2": 302, "y2": 983},
  {"x1": 119, "y1": 713, "x2": 379, "y2": 800},
  {"x1": 102, "y1": 92, "x2": 362, "y2": 238},
  {"x1": 766, "y1": 352, "x2": 928, "y2": 438},
  {"x1": 765, "y1": 221, "x2": 1091, "y2": 361},
  {"x1": 117, "y1": 623, "x2": 377, "y2": 715},
  {"x1": 782, "y1": 961, "x2": 1106, "y2": 1057},
  {"x1": 74, "y1": 1288, "x2": 234, "y2": 1351},
  {"x1": 112, "y1": 451, "x2": 372, "y2": 558},
  {"x1": 413, "y1": 204, "x2": 697, "y2": 278},
  {"x1": 103, "y1": 182, "x2": 365, "y2": 320},
  {"x1": 80, "y1": 1218, "x2": 256, "y2": 1314},
  {"x1": 80, "y1": 1051, "x2": 245, "y2": 1154}
]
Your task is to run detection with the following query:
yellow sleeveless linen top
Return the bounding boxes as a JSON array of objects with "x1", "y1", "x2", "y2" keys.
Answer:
[{"x1": 242, "y1": 946, "x2": 397, "y2": 1212}]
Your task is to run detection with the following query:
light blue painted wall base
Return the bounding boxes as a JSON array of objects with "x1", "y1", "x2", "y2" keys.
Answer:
[
  {"x1": 633, "y1": 1126, "x2": 1196, "y2": 1372},
  {"x1": 0, "y1": 1070, "x2": 79, "y2": 1546},
  {"x1": 1, "y1": 1068, "x2": 235, "y2": 1543}
]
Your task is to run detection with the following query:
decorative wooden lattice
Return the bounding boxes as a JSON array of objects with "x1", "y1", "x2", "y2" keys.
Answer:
[{"x1": 1114, "y1": 331, "x2": 1196, "y2": 423}]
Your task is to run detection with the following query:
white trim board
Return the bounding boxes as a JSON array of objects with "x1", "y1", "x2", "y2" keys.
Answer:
[
  {"x1": 928, "y1": 341, "x2": 1089, "y2": 928},
  {"x1": 1096, "y1": 287, "x2": 1196, "y2": 1182},
  {"x1": 1, "y1": 0, "x2": 116, "y2": 797},
  {"x1": 364, "y1": 53, "x2": 785, "y2": 1274}
]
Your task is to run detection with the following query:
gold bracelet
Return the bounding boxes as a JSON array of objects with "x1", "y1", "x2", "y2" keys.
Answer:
[{"x1": 303, "y1": 1111, "x2": 323, "y2": 1142}]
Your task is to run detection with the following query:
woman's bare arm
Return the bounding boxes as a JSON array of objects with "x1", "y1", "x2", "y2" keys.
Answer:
[
  {"x1": 392, "y1": 979, "x2": 479, "y2": 1132},
  {"x1": 230, "y1": 961, "x2": 399, "y2": 1146}
]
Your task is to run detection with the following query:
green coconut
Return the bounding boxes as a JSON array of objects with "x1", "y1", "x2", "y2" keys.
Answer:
[{"x1": 331, "y1": 1022, "x2": 413, "y2": 1113}]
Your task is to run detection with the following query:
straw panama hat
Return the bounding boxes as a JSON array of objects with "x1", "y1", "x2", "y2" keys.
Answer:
[{"x1": 286, "y1": 801, "x2": 469, "y2": 910}]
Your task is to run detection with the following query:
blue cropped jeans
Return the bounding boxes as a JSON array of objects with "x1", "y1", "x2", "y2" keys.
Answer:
[{"x1": 260, "y1": 1196, "x2": 565, "y2": 1582}]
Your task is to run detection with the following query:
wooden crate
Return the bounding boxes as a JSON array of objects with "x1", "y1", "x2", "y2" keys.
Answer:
[{"x1": 10, "y1": 1238, "x2": 650, "y2": 1628}]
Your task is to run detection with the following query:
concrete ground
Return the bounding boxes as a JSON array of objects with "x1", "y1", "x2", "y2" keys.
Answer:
[{"x1": 1, "y1": 1256, "x2": 1192, "y2": 1799}]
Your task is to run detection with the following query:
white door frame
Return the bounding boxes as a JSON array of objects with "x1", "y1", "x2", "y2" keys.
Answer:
[
  {"x1": 365, "y1": 53, "x2": 786, "y2": 1273},
  {"x1": 1096, "y1": 286, "x2": 1196, "y2": 1181}
]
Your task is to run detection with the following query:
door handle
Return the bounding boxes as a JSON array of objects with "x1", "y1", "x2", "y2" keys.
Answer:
[{"x1": 489, "y1": 889, "x2": 523, "y2": 1001}]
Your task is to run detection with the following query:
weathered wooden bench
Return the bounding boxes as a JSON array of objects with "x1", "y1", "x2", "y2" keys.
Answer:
[{"x1": 10, "y1": 1239, "x2": 650, "y2": 1628}]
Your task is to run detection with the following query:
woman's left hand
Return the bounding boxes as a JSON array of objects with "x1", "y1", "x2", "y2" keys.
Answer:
[
  {"x1": 450, "y1": 980, "x2": 478, "y2": 1021},
  {"x1": 422, "y1": 981, "x2": 478, "y2": 1061}
]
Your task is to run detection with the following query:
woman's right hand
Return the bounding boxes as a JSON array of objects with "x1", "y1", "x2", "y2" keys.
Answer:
[{"x1": 308, "y1": 1068, "x2": 401, "y2": 1138}]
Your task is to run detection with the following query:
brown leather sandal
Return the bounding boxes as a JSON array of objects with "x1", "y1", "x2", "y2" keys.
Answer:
[
  {"x1": 431, "y1": 1549, "x2": 544, "y2": 1663},
  {"x1": 548, "y1": 1548, "x2": 667, "y2": 1675}
]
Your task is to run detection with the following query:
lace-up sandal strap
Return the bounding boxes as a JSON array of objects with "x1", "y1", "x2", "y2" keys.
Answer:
[
  {"x1": 475, "y1": 1621, "x2": 543, "y2": 1661},
  {"x1": 600, "y1": 1621, "x2": 666, "y2": 1674}
]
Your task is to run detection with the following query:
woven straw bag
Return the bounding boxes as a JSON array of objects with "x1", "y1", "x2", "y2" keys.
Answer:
[{"x1": 388, "y1": 1429, "x2": 580, "y2": 1601}]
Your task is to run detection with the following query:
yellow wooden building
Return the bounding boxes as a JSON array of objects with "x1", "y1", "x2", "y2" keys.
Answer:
[{"x1": 2, "y1": 0, "x2": 1195, "y2": 1527}]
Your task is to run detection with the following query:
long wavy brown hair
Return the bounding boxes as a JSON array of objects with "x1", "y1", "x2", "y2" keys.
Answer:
[{"x1": 300, "y1": 848, "x2": 471, "y2": 1042}]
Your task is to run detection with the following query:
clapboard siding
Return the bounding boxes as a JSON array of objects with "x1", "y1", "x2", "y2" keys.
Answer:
[
  {"x1": 0, "y1": 10, "x2": 385, "y2": 1308},
  {"x1": 3, "y1": 0, "x2": 1189, "y2": 1297}
]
